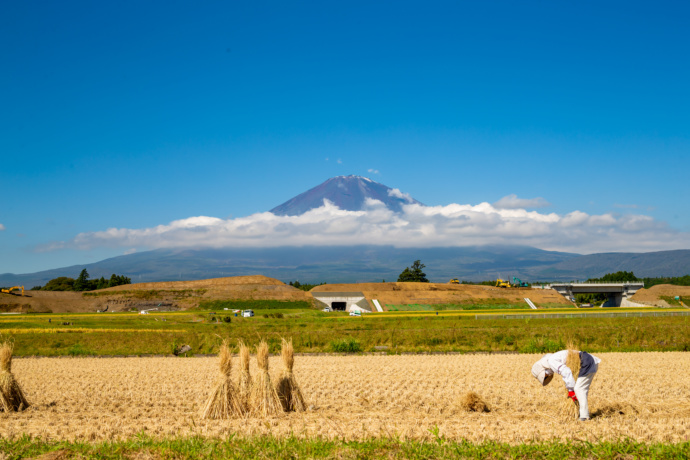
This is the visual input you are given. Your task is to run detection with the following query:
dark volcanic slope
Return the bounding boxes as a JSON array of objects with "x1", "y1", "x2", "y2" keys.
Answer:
[
  {"x1": 0, "y1": 245, "x2": 576, "y2": 287},
  {"x1": 4, "y1": 246, "x2": 689, "y2": 287},
  {"x1": 270, "y1": 175, "x2": 424, "y2": 216},
  {"x1": 530, "y1": 249, "x2": 690, "y2": 279}
]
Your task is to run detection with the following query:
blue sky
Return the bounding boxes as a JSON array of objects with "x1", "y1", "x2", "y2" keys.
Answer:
[{"x1": 2, "y1": 1, "x2": 689, "y2": 274}]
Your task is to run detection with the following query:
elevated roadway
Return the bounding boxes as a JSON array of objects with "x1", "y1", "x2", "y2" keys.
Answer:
[{"x1": 547, "y1": 282, "x2": 644, "y2": 307}]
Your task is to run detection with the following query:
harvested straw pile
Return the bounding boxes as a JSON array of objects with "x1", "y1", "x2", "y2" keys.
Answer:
[
  {"x1": 201, "y1": 339, "x2": 243, "y2": 419},
  {"x1": 276, "y1": 338, "x2": 306, "y2": 412},
  {"x1": 237, "y1": 340, "x2": 252, "y2": 412},
  {"x1": 249, "y1": 340, "x2": 282, "y2": 416},
  {"x1": 458, "y1": 391, "x2": 490, "y2": 412},
  {"x1": 592, "y1": 401, "x2": 639, "y2": 418},
  {"x1": 560, "y1": 347, "x2": 581, "y2": 419},
  {"x1": 0, "y1": 342, "x2": 29, "y2": 412}
]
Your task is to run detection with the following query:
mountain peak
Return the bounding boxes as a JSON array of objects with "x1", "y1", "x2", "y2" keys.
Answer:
[{"x1": 270, "y1": 176, "x2": 424, "y2": 216}]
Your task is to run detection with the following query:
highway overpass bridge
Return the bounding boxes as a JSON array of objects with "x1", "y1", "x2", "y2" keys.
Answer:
[{"x1": 548, "y1": 282, "x2": 644, "y2": 307}]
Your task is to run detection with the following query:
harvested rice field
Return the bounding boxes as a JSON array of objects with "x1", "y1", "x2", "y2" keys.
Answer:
[{"x1": 1, "y1": 352, "x2": 689, "y2": 443}]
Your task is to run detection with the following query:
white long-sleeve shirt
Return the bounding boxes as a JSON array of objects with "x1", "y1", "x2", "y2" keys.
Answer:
[
  {"x1": 546, "y1": 350, "x2": 577, "y2": 390},
  {"x1": 538, "y1": 350, "x2": 601, "y2": 391}
]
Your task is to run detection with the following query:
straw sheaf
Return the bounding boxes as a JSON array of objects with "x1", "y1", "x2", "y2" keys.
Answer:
[
  {"x1": 565, "y1": 349, "x2": 581, "y2": 381},
  {"x1": 218, "y1": 339, "x2": 232, "y2": 377},
  {"x1": 0, "y1": 341, "x2": 29, "y2": 412},
  {"x1": 281, "y1": 338, "x2": 294, "y2": 372},
  {"x1": 237, "y1": 340, "x2": 252, "y2": 412},
  {"x1": 256, "y1": 341, "x2": 269, "y2": 371},
  {"x1": 0, "y1": 342, "x2": 12, "y2": 373},
  {"x1": 249, "y1": 340, "x2": 282, "y2": 416},
  {"x1": 239, "y1": 340, "x2": 250, "y2": 373},
  {"x1": 277, "y1": 338, "x2": 306, "y2": 412},
  {"x1": 201, "y1": 340, "x2": 243, "y2": 419}
]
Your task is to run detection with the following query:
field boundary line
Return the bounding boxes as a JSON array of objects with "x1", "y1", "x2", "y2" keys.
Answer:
[{"x1": 476, "y1": 311, "x2": 690, "y2": 320}]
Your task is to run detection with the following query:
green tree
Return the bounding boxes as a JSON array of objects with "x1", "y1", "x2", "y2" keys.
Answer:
[
  {"x1": 107, "y1": 274, "x2": 131, "y2": 288},
  {"x1": 397, "y1": 260, "x2": 429, "y2": 283},
  {"x1": 588, "y1": 271, "x2": 639, "y2": 283},
  {"x1": 41, "y1": 277, "x2": 75, "y2": 291},
  {"x1": 642, "y1": 275, "x2": 690, "y2": 288},
  {"x1": 73, "y1": 269, "x2": 90, "y2": 291},
  {"x1": 96, "y1": 277, "x2": 108, "y2": 290}
]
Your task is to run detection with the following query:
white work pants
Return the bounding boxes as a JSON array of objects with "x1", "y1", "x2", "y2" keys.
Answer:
[{"x1": 574, "y1": 366, "x2": 598, "y2": 419}]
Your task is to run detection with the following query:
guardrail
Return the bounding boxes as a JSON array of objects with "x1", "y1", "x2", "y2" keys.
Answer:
[
  {"x1": 476, "y1": 311, "x2": 690, "y2": 320},
  {"x1": 536, "y1": 281, "x2": 645, "y2": 288}
]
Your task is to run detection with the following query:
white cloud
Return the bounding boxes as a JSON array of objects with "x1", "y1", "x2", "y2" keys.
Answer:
[
  {"x1": 493, "y1": 194, "x2": 551, "y2": 209},
  {"x1": 40, "y1": 200, "x2": 690, "y2": 255},
  {"x1": 0, "y1": 223, "x2": 5, "y2": 231},
  {"x1": 337, "y1": 159, "x2": 342, "y2": 164},
  {"x1": 368, "y1": 168, "x2": 380, "y2": 175},
  {"x1": 387, "y1": 188, "x2": 414, "y2": 203}
]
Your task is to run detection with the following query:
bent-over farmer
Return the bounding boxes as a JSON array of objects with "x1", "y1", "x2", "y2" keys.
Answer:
[{"x1": 531, "y1": 349, "x2": 601, "y2": 420}]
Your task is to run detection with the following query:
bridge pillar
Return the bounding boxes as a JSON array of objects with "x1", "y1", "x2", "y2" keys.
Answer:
[{"x1": 603, "y1": 293, "x2": 623, "y2": 308}]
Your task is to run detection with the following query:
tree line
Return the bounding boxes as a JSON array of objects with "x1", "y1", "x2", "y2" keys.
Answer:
[
  {"x1": 587, "y1": 271, "x2": 690, "y2": 288},
  {"x1": 288, "y1": 281, "x2": 327, "y2": 291},
  {"x1": 31, "y1": 269, "x2": 131, "y2": 291}
]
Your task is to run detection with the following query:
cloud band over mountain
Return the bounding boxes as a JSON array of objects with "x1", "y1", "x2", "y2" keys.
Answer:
[{"x1": 39, "y1": 197, "x2": 690, "y2": 255}]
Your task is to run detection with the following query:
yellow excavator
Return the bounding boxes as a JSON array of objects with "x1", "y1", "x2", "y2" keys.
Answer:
[
  {"x1": 1, "y1": 286, "x2": 24, "y2": 296},
  {"x1": 495, "y1": 278, "x2": 510, "y2": 288},
  {"x1": 449, "y1": 278, "x2": 460, "y2": 284}
]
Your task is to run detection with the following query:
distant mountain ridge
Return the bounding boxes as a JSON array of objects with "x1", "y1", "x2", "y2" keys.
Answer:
[
  {"x1": 0, "y1": 245, "x2": 574, "y2": 287},
  {"x1": 270, "y1": 175, "x2": 423, "y2": 215},
  {"x1": 530, "y1": 249, "x2": 690, "y2": 280},
  {"x1": 3, "y1": 247, "x2": 690, "y2": 288}
]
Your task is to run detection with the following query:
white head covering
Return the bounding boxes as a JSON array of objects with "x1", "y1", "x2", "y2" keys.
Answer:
[{"x1": 531, "y1": 359, "x2": 553, "y2": 386}]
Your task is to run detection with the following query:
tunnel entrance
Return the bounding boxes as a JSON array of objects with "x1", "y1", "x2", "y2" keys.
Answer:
[{"x1": 331, "y1": 302, "x2": 347, "y2": 311}]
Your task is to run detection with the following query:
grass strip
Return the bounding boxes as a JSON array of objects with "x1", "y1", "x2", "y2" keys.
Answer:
[
  {"x1": 0, "y1": 328, "x2": 186, "y2": 334},
  {"x1": 196, "y1": 300, "x2": 313, "y2": 310},
  {"x1": 0, "y1": 435, "x2": 688, "y2": 459}
]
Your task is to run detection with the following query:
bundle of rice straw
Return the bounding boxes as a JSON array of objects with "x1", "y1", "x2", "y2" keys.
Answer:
[
  {"x1": 0, "y1": 341, "x2": 29, "y2": 412},
  {"x1": 201, "y1": 339, "x2": 243, "y2": 419},
  {"x1": 237, "y1": 340, "x2": 252, "y2": 412},
  {"x1": 276, "y1": 338, "x2": 306, "y2": 412},
  {"x1": 249, "y1": 340, "x2": 282, "y2": 416},
  {"x1": 458, "y1": 391, "x2": 490, "y2": 412},
  {"x1": 560, "y1": 344, "x2": 581, "y2": 419}
]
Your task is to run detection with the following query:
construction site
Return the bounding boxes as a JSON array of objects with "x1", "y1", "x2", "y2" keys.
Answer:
[{"x1": 1, "y1": 275, "x2": 688, "y2": 314}]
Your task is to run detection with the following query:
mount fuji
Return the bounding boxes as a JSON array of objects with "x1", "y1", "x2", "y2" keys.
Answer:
[{"x1": 270, "y1": 175, "x2": 423, "y2": 216}]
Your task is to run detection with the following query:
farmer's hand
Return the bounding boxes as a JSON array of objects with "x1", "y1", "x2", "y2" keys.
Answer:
[{"x1": 568, "y1": 391, "x2": 578, "y2": 402}]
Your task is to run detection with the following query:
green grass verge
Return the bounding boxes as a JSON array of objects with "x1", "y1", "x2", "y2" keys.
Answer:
[
  {"x1": 386, "y1": 301, "x2": 575, "y2": 311},
  {"x1": 195, "y1": 299, "x2": 313, "y2": 310},
  {"x1": 660, "y1": 296, "x2": 685, "y2": 306},
  {"x1": 83, "y1": 289, "x2": 206, "y2": 299},
  {"x1": 387, "y1": 303, "x2": 536, "y2": 311},
  {"x1": 1, "y1": 308, "x2": 689, "y2": 356},
  {"x1": 0, "y1": 435, "x2": 687, "y2": 460}
]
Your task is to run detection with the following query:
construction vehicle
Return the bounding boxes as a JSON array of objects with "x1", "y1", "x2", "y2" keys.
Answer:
[
  {"x1": 449, "y1": 278, "x2": 459, "y2": 284},
  {"x1": 0, "y1": 286, "x2": 24, "y2": 296},
  {"x1": 512, "y1": 277, "x2": 529, "y2": 288},
  {"x1": 495, "y1": 278, "x2": 510, "y2": 288}
]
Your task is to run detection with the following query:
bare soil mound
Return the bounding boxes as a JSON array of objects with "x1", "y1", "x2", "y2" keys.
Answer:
[
  {"x1": 104, "y1": 275, "x2": 285, "y2": 291},
  {"x1": 0, "y1": 276, "x2": 309, "y2": 313},
  {"x1": 311, "y1": 282, "x2": 570, "y2": 308},
  {"x1": 630, "y1": 284, "x2": 690, "y2": 304}
]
